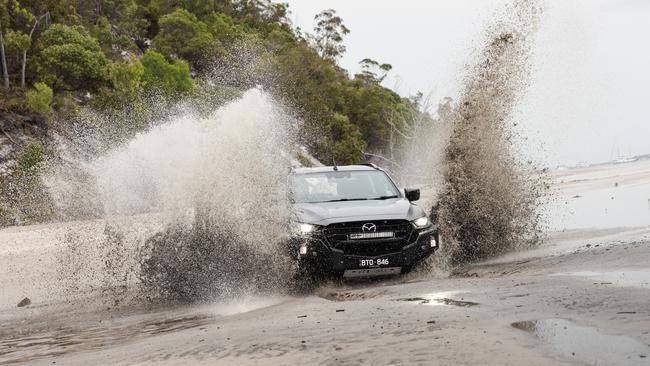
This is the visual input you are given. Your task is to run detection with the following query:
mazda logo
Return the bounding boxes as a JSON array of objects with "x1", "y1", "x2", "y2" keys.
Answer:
[{"x1": 361, "y1": 223, "x2": 377, "y2": 232}]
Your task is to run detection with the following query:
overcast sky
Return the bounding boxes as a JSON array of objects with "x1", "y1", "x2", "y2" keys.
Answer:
[{"x1": 285, "y1": 0, "x2": 650, "y2": 167}]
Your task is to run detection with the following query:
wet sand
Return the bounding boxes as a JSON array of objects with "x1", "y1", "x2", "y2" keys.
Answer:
[{"x1": 1, "y1": 159, "x2": 650, "y2": 365}]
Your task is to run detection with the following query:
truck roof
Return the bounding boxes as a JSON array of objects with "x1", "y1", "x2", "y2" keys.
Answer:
[{"x1": 291, "y1": 164, "x2": 380, "y2": 174}]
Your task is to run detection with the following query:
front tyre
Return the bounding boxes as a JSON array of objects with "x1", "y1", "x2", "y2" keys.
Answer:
[{"x1": 401, "y1": 265, "x2": 413, "y2": 274}]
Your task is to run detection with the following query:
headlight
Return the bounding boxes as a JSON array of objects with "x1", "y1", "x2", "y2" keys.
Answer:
[
  {"x1": 412, "y1": 216, "x2": 431, "y2": 229},
  {"x1": 290, "y1": 222, "x2": 320, "y2": 236}
]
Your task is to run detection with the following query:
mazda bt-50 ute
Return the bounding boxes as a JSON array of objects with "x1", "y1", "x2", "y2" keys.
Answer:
[{"x1": 287, "y1": 164, "x2": 438, "y2": 279}]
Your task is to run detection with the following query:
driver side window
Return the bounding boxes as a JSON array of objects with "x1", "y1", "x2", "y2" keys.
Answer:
[{"x1": 369, "y1": 173, "x2": 397, "y2": 197}]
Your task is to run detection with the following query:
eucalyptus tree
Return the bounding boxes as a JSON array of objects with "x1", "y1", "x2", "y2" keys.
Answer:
[
  {"x1": 312, "y1": 9, "x2": 349, "y2": 62},
  {"x1": 19, "y1": 12, "x2": 51, "y2": 88},
  {"x1": 0, "y1": 3, "x2": 9, "y2": 90}
]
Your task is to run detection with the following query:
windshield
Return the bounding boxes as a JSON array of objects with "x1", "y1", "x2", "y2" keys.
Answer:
[{"x1": 290, "y1": 170, "x2": 400, "y2": 203}]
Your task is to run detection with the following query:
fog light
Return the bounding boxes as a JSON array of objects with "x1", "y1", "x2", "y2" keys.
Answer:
[
  {"x1": 299, "y1": 244, "x2": 308, "y2": 255},
  {"x1": 430, "y1": 237, "x2": 437, "y2": 248}
]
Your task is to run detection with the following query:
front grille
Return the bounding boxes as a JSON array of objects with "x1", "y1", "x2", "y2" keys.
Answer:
[
  {"x1": 338, "y1": 240, "x2": 406, "y2": 256},
  {"x1": 324, "y1": 220, "x2": 414, "y2": 256}
]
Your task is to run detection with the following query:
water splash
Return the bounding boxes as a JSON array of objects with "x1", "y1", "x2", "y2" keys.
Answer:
[{"x1": 49, "y1": 88, "x2": 299, "y2": 302}]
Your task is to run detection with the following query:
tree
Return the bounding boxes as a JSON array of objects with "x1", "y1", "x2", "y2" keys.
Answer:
[
  {"x1": 325, "y1": 113, "x2": 366, "y2": 165},
  {"x1": 312, "y1": 9, "x2": 349, "y2": 61},
  {"x1": 5, "y1": 1, "x2": 49, "y2": 88},
  {"x1": 12, "y1": 29, "x2": 32, "y2": 88},
  {"x1": 0, "y1": 3, "x2": 9, "y2": 90},
  {"x1": 153, "y1": 8, "x2": 224, "y2": 71},
  {"x1": 7, "y1": 14, "x2": 50, "y2": 89},
  {"x1": 344, "y1": 82, "x2": 411, "y2": 155},
  {"x1": 141, "y1": 50, "x2": 193, "y2": 95},
  {"x1": 35, "y1": 24, "x2": 111, "y2": 91},
  {"x1": 91, "y1": 14, "x2": 143, "y2": 59},
  {"x1": 148, "y1": 0, "x2": 229, "y2": 21},
  {"x1": 232, "y1": 0, "x2": 290, "y2": 33},
  {"x1": 204, "y1": 12, "x2": 243, "y2": 44},
  {"x1": 0, "y1": 28, "x2": 10, "y2": 91},
  {"x1": 357, "y1": 58, "x2": 392, "y2": 85},
  {"x1": 5, "y1": 30, "x2": 30, "y2": 75},
  {"x1": 25, "y1": 12, "x2": 52, "y2": 88}
]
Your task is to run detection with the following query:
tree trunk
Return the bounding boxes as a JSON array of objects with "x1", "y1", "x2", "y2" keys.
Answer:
[
  {"x1": 22, "y1": 13, "x2": 50, "y2": 88},
  {"x1": 0, "y1": 27, "x2": 9, "y2": 91},
  {"x1": 21, "y1": 50, "x2": 27, "y2": 88}
]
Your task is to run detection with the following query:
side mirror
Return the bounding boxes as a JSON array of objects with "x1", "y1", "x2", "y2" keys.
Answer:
[{"x1": 405, "y1": 188, "x2": 420, "y2": 202}]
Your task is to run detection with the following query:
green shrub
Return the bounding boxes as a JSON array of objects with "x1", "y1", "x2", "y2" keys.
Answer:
[
  {"x1": 141, "y1": 51, "x2": 193, "y2": 95},
  {"x1": 35, "y1": 24, "x2": 111, "y2": 91},
  {"x1": 18, "y1": 142, "x2": 45, "y2": 174},
  {"x1": 296, "y1": 153, "x2": 313, "y2": 167},
  {"x1": 96, "y1": 60, "x2": 145, "y2": 109},
  {"x1": 26, "y1": 83, "x2": 53, "y2": 115}
]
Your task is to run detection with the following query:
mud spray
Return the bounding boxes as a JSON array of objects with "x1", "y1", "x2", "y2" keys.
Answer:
[
  {"x1": 400, "y1": 0, "x2": 547, "y2": 268},
  {"x1": 49, "y1": 89, "x2": 299, "y2": 303},
  {"x1": 436, "y1": 0, "x2": 547, "y2": 267}
]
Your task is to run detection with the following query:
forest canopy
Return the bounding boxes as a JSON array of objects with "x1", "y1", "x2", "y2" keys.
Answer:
[{"x1": 0, "y1": 0, "x2": 432, "y2": 165}]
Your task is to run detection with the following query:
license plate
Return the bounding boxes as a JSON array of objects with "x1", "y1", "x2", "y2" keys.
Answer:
[{"x1": 359, "y1": 258, "x2": 390, "y2": 267}]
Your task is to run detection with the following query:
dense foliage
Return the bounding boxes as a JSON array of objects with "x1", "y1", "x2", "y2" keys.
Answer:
[
  {"x1": 0, "y1": 0, "x2": 430, "y2": 164},
  {"x1": 25, "y1": 81, "x2": 52, "y2": 114}
]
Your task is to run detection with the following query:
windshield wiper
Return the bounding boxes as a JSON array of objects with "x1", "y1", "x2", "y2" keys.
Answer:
[
  {"x1": 373, "y1": 195, "x2": 399, "y2": 200},
  {"x1": 322, "y1": 198, "x2": 368, "y2": 203}
]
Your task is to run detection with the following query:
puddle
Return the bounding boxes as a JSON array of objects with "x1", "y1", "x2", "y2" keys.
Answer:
[
  {"x1": 0, "y1": 313, "x2": 214, "y2": 364},
  {"x1": 395, "y1": 296, "x2": 478, "y2": 307},
  {"x1": 435, "y1": 298, "x2": 479, "y2": 307},
  {"x1": 396, "y1": 297, "x2": 430, "y2": 304},
  {"x1": 550, "y1": 270, "x2": 650, "y2": 289},
  {"x1": 512, "y1": 318, "x2": 648, "y2": 365}
]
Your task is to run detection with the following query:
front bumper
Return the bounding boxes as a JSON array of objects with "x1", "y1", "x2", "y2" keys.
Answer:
[{"x1": 289, "y1": 227, "x2": 437, "y2": 275}]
